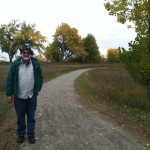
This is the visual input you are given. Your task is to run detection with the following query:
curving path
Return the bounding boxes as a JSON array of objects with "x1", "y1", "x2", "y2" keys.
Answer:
[{"x1": 20, "y1": 69, "x2": 148, "y2": 150}]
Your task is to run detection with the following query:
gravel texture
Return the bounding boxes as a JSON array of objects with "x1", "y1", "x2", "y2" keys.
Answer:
[{"x1": 20, "y1": 69, "x2": 148, "y2": 150}]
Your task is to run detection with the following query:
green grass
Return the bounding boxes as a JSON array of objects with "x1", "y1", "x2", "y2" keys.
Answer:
[{"x1": 74, "y1": 67, "x2": 150, "y2": 132}]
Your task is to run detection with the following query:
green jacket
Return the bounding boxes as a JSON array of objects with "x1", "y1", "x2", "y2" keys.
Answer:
[{"x1": 6, "y1": 57, "x2": 43, "y2": 97}]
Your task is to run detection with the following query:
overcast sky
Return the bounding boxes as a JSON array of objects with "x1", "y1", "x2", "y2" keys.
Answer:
[{"x1": 0, "y1": 0, "x2": 136, "y2": 58}]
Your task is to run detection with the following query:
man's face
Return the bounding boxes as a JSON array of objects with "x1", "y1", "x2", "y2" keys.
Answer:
[{"x1": 21, "y1": 50, "x2": 31, "y2": 60}]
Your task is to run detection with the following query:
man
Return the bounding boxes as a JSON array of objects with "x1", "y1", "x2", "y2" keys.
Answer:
[{"x1": 6, "y1": 44, "x2": 43, "y2": 144}]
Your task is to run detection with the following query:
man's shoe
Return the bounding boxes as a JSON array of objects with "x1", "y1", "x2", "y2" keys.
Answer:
[
  {"x1": 17, "y1": 136, "x2": 24, "y2": 143},
  {"x1": 28, "y1": 136, "x2": 36, "y2": 144}
]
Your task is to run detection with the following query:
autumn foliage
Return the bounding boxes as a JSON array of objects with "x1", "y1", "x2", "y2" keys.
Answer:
[{"x1": 104, "y1": 0, "x2": 150, "y2": 98}]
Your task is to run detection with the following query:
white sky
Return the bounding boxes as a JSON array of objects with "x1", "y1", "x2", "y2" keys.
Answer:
[{"x1": 0, "y1": 0, "x2": 136, "y2": 58}]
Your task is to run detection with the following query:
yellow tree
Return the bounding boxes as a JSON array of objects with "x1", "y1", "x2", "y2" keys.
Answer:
[
  {"x1": 0, "y1": 20, "x2": 47, "y2": 62},
  {"x1": 106, "y1": 48, "x2": 120, "y2": 63},
  {"x1": 11, "y1": 21, "x2": 47, "y2": 55},
  {"x1": 45, "y1": 41, "x2": 60, "y2": 62},
  {"x1": 0, "y1": 19, "x2": 20, "y2": 62},
  {"x1": 35, "y1": 54, "x2": 45, "y2": 62},
  {"x1": 52, "y1": 23, "x2": 87, "y2": 62}
]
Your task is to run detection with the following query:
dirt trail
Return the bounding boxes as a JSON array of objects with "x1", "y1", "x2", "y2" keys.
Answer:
[{"x1": 20, "y1": 69, "x2": 148, "y2": 150}]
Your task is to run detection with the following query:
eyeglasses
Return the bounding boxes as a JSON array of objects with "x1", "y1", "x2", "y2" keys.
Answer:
[{"x1": 23, "y1": 51, "x2": 30, "y2": 55}]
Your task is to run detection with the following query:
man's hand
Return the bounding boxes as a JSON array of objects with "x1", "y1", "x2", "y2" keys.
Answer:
[{"x1": 7, "y1": 96, "x2": 13, "y2": 103}]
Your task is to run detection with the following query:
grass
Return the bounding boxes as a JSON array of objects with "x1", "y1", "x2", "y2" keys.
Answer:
[
  {"x1": 0, "y1": 62, "x2": 111, "y2": 150},
  {"x1": 0, "y1": 62, "x2": 112, "y2": 124},
  {"x1": 1, "y1": 62, "x2": 150, "y2": 129},
  {"x1": 74, "y1": 67, "x2": 150, "y2": 132},
  {"x1": 1, "y1": 62, "x2": 150, "y2": 147},
  {"x1": 0, "y1": 63, "x2": 11, "y2": 123}
]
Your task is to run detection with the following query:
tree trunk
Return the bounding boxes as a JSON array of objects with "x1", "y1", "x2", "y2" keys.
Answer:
[
  {"x1": 60, "y1": 43, "x2": 65, "y2": 62},
  {"x1": 9, "y1": 55, "x2": 12, "y2": 63},
  {"x1": 9, "y1": 54, "x2": 13, "y2": 63},
  {"x1": 9, "y1": 57, "x2": 12, "y2": 63}
]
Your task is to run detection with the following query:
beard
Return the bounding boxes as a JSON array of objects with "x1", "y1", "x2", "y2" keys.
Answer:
[{"x1": 21, "y1": 54, "x2": 31, "y2": 60}]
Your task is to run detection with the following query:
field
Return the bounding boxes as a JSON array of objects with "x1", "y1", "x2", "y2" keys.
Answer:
[
  {"x1": 1, "y1": 62, "x2": 150, "y2": 126},
  {"x1": 75, "y1": 67, "x2": 150, "y2": 140},
  {"x1": 1, "y1": 62, "x2": 150, "y2": 121},
  {"x1": 0, "y1": 62, "x2": 150, "y2": 149},
  {"x1": 0, "y1": 62, "x2": 111, "y2": 123}
]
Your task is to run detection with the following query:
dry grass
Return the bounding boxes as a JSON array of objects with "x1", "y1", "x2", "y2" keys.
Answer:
[
  {"x1": 0, "y1": 62, "x2": 111, "y2": 149},
  {"x1": 0, "y1": 62, "x2": 114, "y2": 123},
  {"x1": 86, "y1": 68, "x2": 149, "y2": 110},
  {"x1": 0, "y1": 62, "x2": 105, "y2": 92},
  {"x1": 0, "y1": 63, "x2": 10, "y2": 91},
  {"x1": 0, "y1": 62, "x2": 113, "y2": 90},
  {"x1": 75, "y1": 67, "x2": 150, "y2": 129}
]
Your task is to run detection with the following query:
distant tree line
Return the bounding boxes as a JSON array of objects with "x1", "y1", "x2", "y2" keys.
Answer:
[{"x1": 0, "y1": 20, "x2": 105, "y2": 63}]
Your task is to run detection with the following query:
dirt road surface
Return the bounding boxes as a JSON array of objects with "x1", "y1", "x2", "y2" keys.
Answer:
[{"x1": 20, "y1": 69, "x2": 148, "y2": 150}]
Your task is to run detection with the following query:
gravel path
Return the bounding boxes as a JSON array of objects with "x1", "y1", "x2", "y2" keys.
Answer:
[{"x1": 20, "y1": 69, "x2": 148, "y2": 150}]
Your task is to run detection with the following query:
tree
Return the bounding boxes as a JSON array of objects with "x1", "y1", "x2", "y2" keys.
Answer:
[
  {"x1": 52, "y1": 23, "x2": 87, "y2": 62},
  {"x1": 35, "y1": 54, "x2": 45, "y2": 62},
  {"x1": 0, "y1": 19, "x2": 20, "y2": 63},
  {"x1": 0, "y1": 20, "x2": 47, "y2": 62},
  {"x1": 104, "y1": 0, "x2": 150, "y2": 98},
  {"x1": 83, "y1": 33, "x2": 101, "y2": 63},
  {"x1": 45, "y1": 41, "x2": 60, "y2": 62},
  {"x1": 12, "y1": 21, "x2": 47, "y2": 55},
  {"x1": 106, "y1": 48, "x2": 119, "y2": 63},
  {"x1": 104, "y1": 0, "x2": 150, "y2": 57}
]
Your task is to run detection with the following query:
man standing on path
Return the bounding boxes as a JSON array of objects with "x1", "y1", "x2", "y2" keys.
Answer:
[{"x1": 6, "y1": 44, "x2": 43, "y2": 144}]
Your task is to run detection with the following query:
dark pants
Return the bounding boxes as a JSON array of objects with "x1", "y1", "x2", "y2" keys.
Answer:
[{"x1": 14, "y1": 95, "x2": 37, "y2": 137}]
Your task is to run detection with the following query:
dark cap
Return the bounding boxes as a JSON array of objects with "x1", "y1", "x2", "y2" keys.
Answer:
[{"x1": 20, "y1": 44, "x2": 34, "y2": 55}]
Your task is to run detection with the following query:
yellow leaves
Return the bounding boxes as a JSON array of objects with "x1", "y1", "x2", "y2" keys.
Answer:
[
  {"x1": 107, "y1": 48, "x2": 119, "y2": 57},
  {"x1": 107, "y1": 48, "x2": 119, "y2": 55},
  {"x1": 104, "y1": 0, "x2": 148, "y2": 37},
  {"x1": 35, "y1": 54, "x2": 45, "y2": 62},
  {"x1": 54, "y1": 22, "x2": 87, "y2": 60},
  {"x1": 104, "y1": 2, "x2": 111, "y2": 11},
  {"x1": 77, "y1": 49, "x2": 88, "y2": 57},
  {"x1": 11, "y1": 23, "x2": 47, "y2": 53},
  {"x1": 117, "y1": 15, "x2": 126, "y2": 24},
  {"x1": 106, "y1": 48, "x2": 120, "y2": 63},
  {"x1": 146, "y1": 144, "x2": 150, "y2": 147}
]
